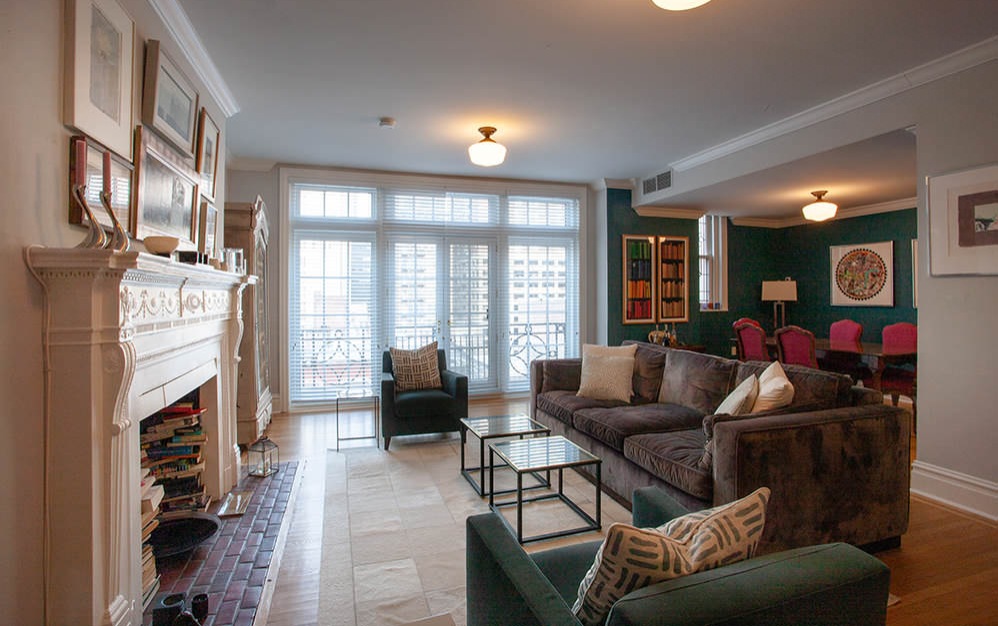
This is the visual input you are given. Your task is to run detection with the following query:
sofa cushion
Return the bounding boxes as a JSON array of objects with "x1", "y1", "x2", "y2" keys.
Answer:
[
  {"x1": 536, "y1": 390, "x2": 626, "y2": 425},
  {"x1": 389, "y1": 342, "x2": 442, "y2": 392},
  {"x1": 624, "y1": 429, "x2": 713, "y2": 501},
  {"x1": 736, "y1": 360, "x2": 852, "y2": 409},
  {"x1": 395, "y1": 388, "x2": 457, "y2": 417},
  {"x1": 658, "y1": 349, "x2": 737, "y2": 414},
  {"x1": 572, "y1": 487, "x2": 770, "y2": 626},
  {"x1": 577, "y1": 344, "x2": 638, "y2": 402},
  {"x1": 624, "y1": 341, "x2": 670, "y2": 403},
  {"x1": 573, "y1": 404, "x2": 704, "y2": 451},
  {"x1": 751, "y1": 360, "x2": 795, "y2": 412},
  {"x1": 540, "y1": 359, "x2": 582, "y2": 393}
]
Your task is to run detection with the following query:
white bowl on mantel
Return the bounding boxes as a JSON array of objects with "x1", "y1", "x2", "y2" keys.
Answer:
[{"x1": 144, "y1": 236, "x2": 180, "y2": 255}]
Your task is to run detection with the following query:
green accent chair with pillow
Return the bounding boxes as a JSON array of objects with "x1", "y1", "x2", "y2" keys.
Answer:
[
  {"x1": 467, "y1": 486, "x2": 891, "y2": 626},
  {"x1": 381, "y1": 344, "x2": 468, "y2": 450}
]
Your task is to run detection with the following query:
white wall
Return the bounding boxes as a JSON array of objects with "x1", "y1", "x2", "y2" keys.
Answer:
[{"x1": 0, "y1": 2, "x2": 229, "y2": 621}]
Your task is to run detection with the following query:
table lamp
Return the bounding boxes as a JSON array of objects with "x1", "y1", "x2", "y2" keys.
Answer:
[{"x1": 761, "y1": 279, "x2": 797, "y2": 330}]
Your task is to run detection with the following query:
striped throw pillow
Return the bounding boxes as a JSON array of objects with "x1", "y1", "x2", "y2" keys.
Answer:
[
  {"x1": 389, "y1": 342, "x2": 442, "y2": 392},
  {"x1": 572, "y1": 487, "x2": 770, "y2": 626}
]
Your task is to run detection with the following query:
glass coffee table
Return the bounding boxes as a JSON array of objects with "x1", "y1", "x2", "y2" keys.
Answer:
[
  {"x1": 489, "y1": 435, "x2": 602, "y2": 544},
  {"x1": 460, "y1": 414, "x2": 550, "y2": 497}
]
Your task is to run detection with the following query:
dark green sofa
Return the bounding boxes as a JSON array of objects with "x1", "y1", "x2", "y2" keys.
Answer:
[{"x1": 466, "y1": 487, "x2": 890, "y2": 626}]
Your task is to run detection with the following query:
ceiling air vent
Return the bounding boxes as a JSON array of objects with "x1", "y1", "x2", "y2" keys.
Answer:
[{"x1": 642, "y1": 169, "x2": 674, "y2": 195}]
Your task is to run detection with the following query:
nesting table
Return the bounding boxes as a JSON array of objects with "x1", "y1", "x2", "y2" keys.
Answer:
[
  {"x1": 488, "y1": 435, "x2": 602, "y2": 544},
  {"x1": 459, "y1": 414, "x2": 550, "y2": 497}
]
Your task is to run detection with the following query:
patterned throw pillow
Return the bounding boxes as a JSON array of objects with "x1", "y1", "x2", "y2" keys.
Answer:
[
  {"x1": 389, "y1": 342, "x2": 442, "y2": 392},
  {"x1": 572, "y1": 487, "x2": 770, "y2": 626},
  {"x1": 577, "y1": 344, "x2": 638, "y2": 402}
]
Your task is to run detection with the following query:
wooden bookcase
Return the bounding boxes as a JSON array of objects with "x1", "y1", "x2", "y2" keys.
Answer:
[
  {"x1": 622, "y1": 235, "x2": 656, "y2": 324},
  {"x1": 657, "y1": 235, "x2": 689, "y2": 323}
]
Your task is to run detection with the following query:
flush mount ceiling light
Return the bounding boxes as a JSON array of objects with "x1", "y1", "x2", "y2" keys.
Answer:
[
  {"x1": 468, "y1": 126, "x2": 507, "y2": 167},
  {"x1": 652, "y1": 0, "x2": 712, "y2": 10},
  {"x1": 802, "y1": 190, "x2": 838, "y2": 222}
]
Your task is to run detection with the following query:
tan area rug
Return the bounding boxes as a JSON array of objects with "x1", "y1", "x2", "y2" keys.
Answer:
[{"x1": 316, "y1": 435, "x2": 630, "y2": 626}]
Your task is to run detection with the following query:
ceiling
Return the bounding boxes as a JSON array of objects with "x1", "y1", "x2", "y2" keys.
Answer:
[{"x1": 177, "y1": 0, "x2": 998, "y2": 218}]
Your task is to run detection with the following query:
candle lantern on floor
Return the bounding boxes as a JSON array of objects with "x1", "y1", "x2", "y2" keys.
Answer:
[{"x1": 248, "y1": 436, "x2": 279, "y2": 477}]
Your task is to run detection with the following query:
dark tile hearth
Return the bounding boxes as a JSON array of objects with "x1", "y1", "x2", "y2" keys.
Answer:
[{"x1": 145, "y1": 461, "x2": 299, "y2": 626}]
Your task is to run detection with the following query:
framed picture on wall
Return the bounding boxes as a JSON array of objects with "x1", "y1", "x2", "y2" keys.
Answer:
[
  {"x1": 830, "y1": 241, "x2": 894, "y2": 307},
  {"x1": 927, "y1": 162, "x2": 998, "y2": 275},
  {"x1": 133, "y1": 125, "x2": 199, "y2": 245},
  {"x1": 911, "y1": 239, "x2": 918, "y2": 307},
  {"x1": 68, "y1": 135, "x2": 133, "y2": 234},
  {"x1": 141, "y1": 40, "x2": 199, "y2": 156},
  {"x1": 199, "y1": 200, "x2": 218, "y2": 257},
  {"x1": 195, "y1": 108, "x2": 221, "y2": 201},
  {"x1": 63, "y1": 0, "x2": 135, "y2": 160}
]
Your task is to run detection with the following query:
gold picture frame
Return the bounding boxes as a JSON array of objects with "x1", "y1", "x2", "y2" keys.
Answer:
[
  {"x1": 133, "y1": 125, "x2": 199, "y2": 246},
  {"x1": 63, "y1": 0, "x2": 135, "y2": 160},
  {"x1": 196, "y1": 108, "x2": 221, "y2": 201},
  {"x1": 68, "y1": 135, "x2": 133, "y2": 234}
]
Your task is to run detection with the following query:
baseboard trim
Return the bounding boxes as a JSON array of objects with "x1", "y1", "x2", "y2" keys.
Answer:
[{"x1": 910, "y1": 460, "x2": 998, "y2": 522}]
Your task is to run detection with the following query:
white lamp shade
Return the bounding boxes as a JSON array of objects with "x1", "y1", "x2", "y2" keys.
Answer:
[
  {"x1": 468, "y1": 138, "x2": 507, "y2": 167},
  {"x1": 761, "y1": 280, "x2": 798, "y2": 302},
  {"x1": 802, "y1": 200, "x2": 838, "y2": 221},
  {"x1": 652, "y1": 0, "x2": 712, "y2": 10}
]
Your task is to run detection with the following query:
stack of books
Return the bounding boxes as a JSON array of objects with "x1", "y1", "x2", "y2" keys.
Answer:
[
  {"x1": 140, "y1": 406, "x2": 212, "y2": 514},
  {"x1": 139, "y1": 466, "x2": 161, "y2": 609}
]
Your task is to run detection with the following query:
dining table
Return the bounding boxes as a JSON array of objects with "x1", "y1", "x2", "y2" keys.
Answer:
[{"x1": 763, "y1": 337, "x2": 916, "y2": 391}]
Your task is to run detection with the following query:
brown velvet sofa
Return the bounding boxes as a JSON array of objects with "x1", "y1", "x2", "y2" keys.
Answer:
[{"x1": 529, "y1": 341, "x2": 912, "y2": 553}]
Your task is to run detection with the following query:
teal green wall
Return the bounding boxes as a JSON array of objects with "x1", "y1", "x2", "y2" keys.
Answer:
[
  {"x1": 605, "y1": 189, "x2": 917, "y2": 355},
  {"x1": 606, "y1": 188, "x2": 700, "y2": 347}
]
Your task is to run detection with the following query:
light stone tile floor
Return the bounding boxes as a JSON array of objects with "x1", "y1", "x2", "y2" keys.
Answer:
[{"x1": 317, "y1": 434, "x2": 632, "y2": 626}]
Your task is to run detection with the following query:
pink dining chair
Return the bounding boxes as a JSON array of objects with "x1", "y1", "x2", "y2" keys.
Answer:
[
  {"x1": 774, "y1": 325, "x2": 819, "y2": 368},
  {"x1": 732, "y1": 317, "x2": 763, "y2": 329},
  {"x1": 820, "y1": 319, "x2": 873, "y2": 384},
  {"x1": 732, "y1": 319, "x2": 770, "y2": 361},
  {"x1": 880, "y1": 322, "x2": 917, "y2": 429}
]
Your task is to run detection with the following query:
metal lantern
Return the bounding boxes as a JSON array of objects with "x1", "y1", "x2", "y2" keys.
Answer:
[{"x1": 247, "y1": 436, "x2": 279, "y2": 477}]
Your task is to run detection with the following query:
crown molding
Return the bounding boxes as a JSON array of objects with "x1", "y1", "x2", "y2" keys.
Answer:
[
  {"x1": 633, "y1": 206, "x2": 704, "y2": 220},
  {"x1": 597, "y1": 178, "x2": 634, "y2": 191},
  {"x1": 149, "y1": 0, "x2": 241, "y2": 118},
  {"x1": 729, "y1": 196, "x2": 917, "y2": 229},
  {"x1": 671, "y1": 36, "x2": 998, "y2": 173},
  {"x1": 227, "y1": 156, "x2": 278, "y2": 172}
]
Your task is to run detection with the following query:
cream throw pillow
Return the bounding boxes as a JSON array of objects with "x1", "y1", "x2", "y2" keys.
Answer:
[
  {"x1": 714, "y1": 374, "x2": 759, "y2": 415},
  {"x1": 572, "y1": 487, "x2": 770, "y2": 626},
  {"x1": 389, "y1": 342, "x2": 442, "y2": 392},
  {"x1": 577, "y1": 344, "x2": 637, "y2": 403},
  {"x1": 751, "y1": 360, "x2": 795, "y2": 412}
]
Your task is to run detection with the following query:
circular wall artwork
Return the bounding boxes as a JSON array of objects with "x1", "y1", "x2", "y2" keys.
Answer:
[{"x1": 835, "y1": 248, "x2": 887, "y2": 301}]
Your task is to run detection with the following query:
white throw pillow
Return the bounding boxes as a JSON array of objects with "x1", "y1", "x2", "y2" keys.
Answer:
[
  {"x1": 576, "y1": 344, "x2": 636, "y2": 402},
  {"x1": 715, "y1": 374, "x2": 759, "y2": 415},
  {"x1": 751, "y1": 360, "x2": 795, "y2": 412}
]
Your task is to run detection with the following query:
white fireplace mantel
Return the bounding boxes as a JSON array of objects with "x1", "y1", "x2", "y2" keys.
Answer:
[{"x1": 25, "y1": 248, "x2": 253, "y2": 626}]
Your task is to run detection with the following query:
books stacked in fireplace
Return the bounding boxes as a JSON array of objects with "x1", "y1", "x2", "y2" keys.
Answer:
[{"x1": 140, "y1": 403, "x2": 212, "y2": 514}]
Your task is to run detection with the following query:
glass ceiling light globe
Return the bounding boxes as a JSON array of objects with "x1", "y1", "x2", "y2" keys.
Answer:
[
  {"x1": 652, "y1": 0, "x2": 712, "y2": 10},
  {"x1": 468, "y1": 126, "x2": 507, "y2": 167},
  {"x1": 802, "y1": 190, "x2": 838, "y2": 222}
]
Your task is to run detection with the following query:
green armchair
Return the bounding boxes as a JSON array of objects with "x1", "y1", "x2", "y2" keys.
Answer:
[
  {"x1": 466, "y1": 487, "x2": 891, "y2": 626},
  {"x1": 381, "y1": 348, "x2": 468, "y2": 450}
]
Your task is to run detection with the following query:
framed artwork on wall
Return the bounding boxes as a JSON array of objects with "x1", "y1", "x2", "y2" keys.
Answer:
[
  {"x1": 911, "y1": 239, "x2": 918, "y2": 308},
  {"x1": 133, "y1": 125, "x2": 199, "y2": 245},
  {"x1": 927, "y1": 162, "x2": 998, "y2": 275},
  {"x1": 68, "y1": 135, "x2": 133, "y2": 234},
  {"x1": 141, "y1": 39, "x2": 199, "y2": 156},
  {"x1": 830, "y1": 241, "x2": 894, "y2": 307},
  {"x1": 196, "y1": 108, "x2": 221, "y2": 201},
  {"x1": 63, "y1": 0, "x2": 135, "y2": 160},
  {"x1": 199, "y1": 200, "x2": 218, "y2": 257}
]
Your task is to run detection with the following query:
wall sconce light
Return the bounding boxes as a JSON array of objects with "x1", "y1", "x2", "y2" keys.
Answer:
[
  {"x1": 802, "y1": 190, "x2": 838, "y2": 222},
  {"x1": 468, "y1": 126, "x2": 507, "y2": 167},
  {"x1": 761, "y1": 278, "x2": 797, "y2": 329}
]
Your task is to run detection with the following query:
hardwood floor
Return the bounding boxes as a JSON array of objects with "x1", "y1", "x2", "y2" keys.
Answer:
[{"x1": 260, "y1": 398, "x2": 997, "y2": 626}]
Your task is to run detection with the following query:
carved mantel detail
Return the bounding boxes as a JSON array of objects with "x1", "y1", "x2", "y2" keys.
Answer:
[{"x1": 24, "y1": 248, "x2": 253, "y2": 626}]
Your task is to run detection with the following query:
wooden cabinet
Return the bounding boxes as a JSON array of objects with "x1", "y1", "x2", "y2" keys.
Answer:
[
  {"x1": 657, "y1": 236, "x2": 689, "y2": 323},
  {"x1": 622, "y1": 234, "x2": 689, "y2": 325},
  {"x1": 225, "y1": 196, "x2": 273, "y2": 444}
]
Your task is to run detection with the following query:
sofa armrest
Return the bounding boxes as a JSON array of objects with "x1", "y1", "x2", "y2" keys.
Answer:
[
  {"x1": 712, "y1": 403, "x2": 911, "y2": 551},
  {"x1": 851, "y1": 384, "x2": 884, "y2": 405},
  {"x1": 607, "y1": 543, "x2": 890, "y2": 626},
  {"x1": 530, "y1": 358, "x2": 582, "y2": 419},
  {"x1": 441, "y1": 368, "x2": 469, "y2": 415},
  {"x1": 631, "y1": 486, "x2": 692, "y2": 528},
  {"x1": 380, "y1": 372, "x2": 396, "y2": 418},
  {"x1": 466, "y1": 513, "x2": 582, "y2": 626}
]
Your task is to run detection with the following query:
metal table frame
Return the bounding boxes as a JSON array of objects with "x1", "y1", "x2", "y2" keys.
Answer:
[
  {"x1": 335, "y1": 394, "x2": 381, "y2": 451},
  {"x1": 489, "y1": 436, "x2": 602, "y2": 544},
  {"x1": 460, "y1": 415, "x2": 550, "y2": 497}
]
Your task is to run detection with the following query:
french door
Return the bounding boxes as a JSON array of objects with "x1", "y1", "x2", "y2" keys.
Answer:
[{"x1": 386, "y1": 236, "x2": 496, "y2": 391}]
